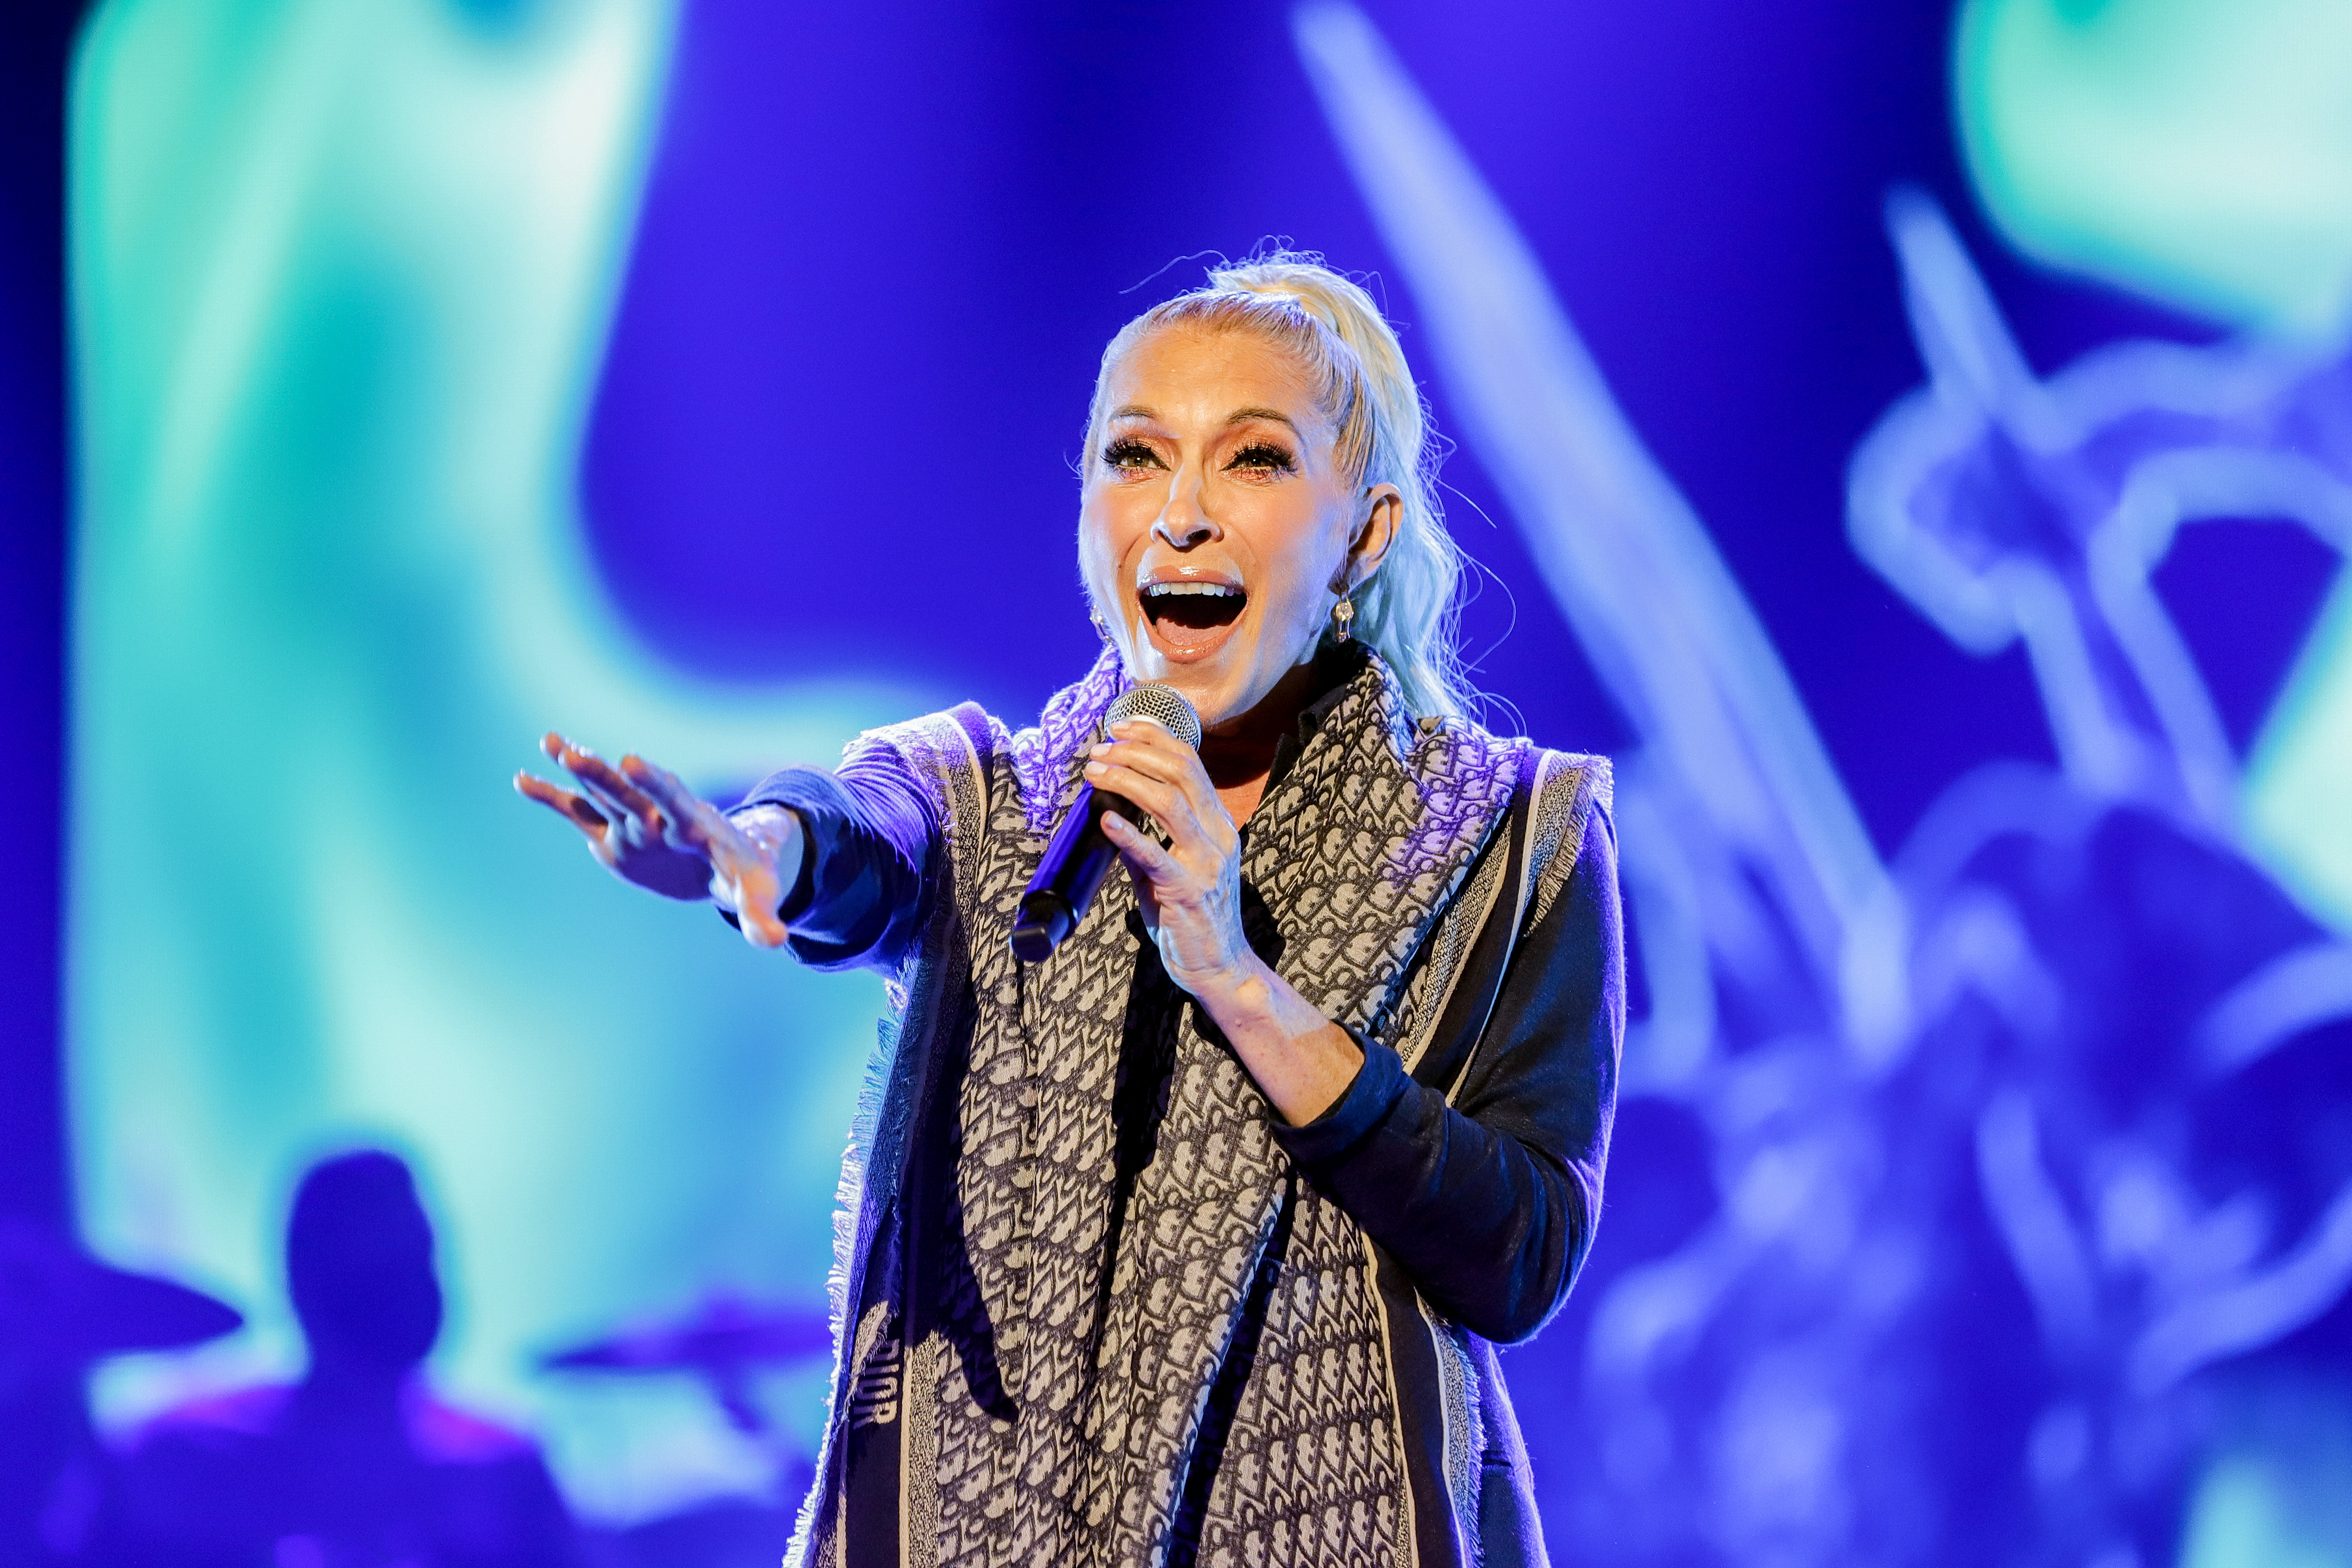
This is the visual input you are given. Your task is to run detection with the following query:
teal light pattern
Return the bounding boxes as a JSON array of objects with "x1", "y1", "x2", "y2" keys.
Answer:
[
  {"x1": 67, "y1": 0, "x2": 922, "y2": 1518},
  {"x1": 1956, "y1": 0, "x2": 2352, "y2": 341},
  {"x1": 1958, "y1": 6, "x2": 2352, "y2": 1561},
  {"x1": 1959, "y1": 0, "x2": 2352, "y2": 963}
]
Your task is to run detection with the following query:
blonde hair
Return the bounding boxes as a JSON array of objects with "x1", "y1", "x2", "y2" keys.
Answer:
[{"x1": 1083, "y1": 252, "x2": 1471, "y2": 719}]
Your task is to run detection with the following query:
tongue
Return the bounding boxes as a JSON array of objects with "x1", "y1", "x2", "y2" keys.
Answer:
[
  {"x1": 1147, "y1": 594, "x2": 1243, "y2": 651},
  {"x1": 1153, "y1": 613, "x2": 1227, "y2": 651}
]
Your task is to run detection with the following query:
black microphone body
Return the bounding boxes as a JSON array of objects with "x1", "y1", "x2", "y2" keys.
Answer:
[
  {"x1": 1008, "y1": 782, "x2": 1142, "y2": 962},
  {"x1": 1010, "y1": 683, "x2": 1202, "y2": 963}
]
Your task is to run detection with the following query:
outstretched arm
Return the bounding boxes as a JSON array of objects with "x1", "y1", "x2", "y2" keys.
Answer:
[
  {"x1": 518, "y1": 730, "x2": 940, "y2": 971},
  {"x1": 516, "y1": 732, "x2": 803, "y2": 948},
  {"x1": 722, "y1": 749, "x2": 940, "y2": 972}
]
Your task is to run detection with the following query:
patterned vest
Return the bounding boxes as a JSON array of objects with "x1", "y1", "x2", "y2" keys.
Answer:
[{"x1": 793, "y1": 647, "x2": 1608, "y2": 1568}]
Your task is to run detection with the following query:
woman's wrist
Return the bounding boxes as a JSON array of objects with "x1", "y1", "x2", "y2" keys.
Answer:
[
  {"x1": 1179, "y1": 950, "x2": 1279, "y2": 1027},
  {"x1": 1182, "y1": 953, "x2": 1365, "y2": 1126},
  {"x1": 734, "y1": 802, "x2": 800, "y2": 853},
  {"x1": 729, "y1": 804, "x2": 804, "y2": 919}
]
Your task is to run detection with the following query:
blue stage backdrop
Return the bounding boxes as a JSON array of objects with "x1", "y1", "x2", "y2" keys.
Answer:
[{"x1": 27, "y1": 0, "x2": 2352, "y2": 1562}]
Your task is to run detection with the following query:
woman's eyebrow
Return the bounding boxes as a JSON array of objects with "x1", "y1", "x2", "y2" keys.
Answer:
[{"x1": 1107, "y1": 405, "x2": 1299, "y2": 430}]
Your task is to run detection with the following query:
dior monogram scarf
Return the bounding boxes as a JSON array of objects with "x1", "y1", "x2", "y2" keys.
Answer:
[{"x1": 805, "y1": 645, "x2": 1528, "y2": 1568}]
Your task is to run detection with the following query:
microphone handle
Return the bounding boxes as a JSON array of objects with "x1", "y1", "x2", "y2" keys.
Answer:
[{"x1": 1009, "y1": 782, "x2": 1146, "y2": 962}]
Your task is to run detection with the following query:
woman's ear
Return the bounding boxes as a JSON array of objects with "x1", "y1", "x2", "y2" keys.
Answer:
[{"x1": 1344, "y1": 484, "x2": 1403, "y2": 589}]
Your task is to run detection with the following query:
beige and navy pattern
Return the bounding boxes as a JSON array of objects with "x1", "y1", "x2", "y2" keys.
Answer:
[
  {"x1": 910, "y1": 648, "x2": 1521, "y2": 1568},
  {"x1": 792, "y1": 646, "x2": 1606, "y2": 1568}
]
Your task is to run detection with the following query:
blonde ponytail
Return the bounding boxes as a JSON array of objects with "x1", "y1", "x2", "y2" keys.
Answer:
[{"x1": 1082, "y1": 251, "x2": 1472, "y2": 719}]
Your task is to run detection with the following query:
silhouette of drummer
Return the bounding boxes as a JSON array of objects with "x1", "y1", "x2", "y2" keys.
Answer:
[{"x1": 106, "y1": 1151, "x2": 582, "y2": 1568}]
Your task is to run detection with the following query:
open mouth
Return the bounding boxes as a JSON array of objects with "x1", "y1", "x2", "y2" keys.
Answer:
[{"x1": 1139, "y1": 582, "x2": 1247, "y2": 656}]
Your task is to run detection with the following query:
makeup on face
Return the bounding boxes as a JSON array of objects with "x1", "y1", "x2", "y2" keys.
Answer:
[{"x1": 1078, "y1": 328, "x2": 1362, "y2": 731}]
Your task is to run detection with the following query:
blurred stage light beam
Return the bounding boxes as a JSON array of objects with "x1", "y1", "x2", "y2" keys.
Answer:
[{"x1": 1291, "y1": 0, "x2": 1901, "y2": 1063}]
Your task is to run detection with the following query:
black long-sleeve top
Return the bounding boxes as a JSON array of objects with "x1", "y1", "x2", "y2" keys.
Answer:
[{"x1": 731, "y1": 742, "x2": 1621, "y2": 1345}]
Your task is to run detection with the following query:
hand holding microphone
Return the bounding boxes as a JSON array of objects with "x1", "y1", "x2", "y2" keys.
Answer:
[{"x1": 1012, "y1": 684, "x2": 1248, "y2": 991}]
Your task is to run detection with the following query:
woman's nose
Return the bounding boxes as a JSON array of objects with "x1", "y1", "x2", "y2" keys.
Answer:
[{"x1": 1153, "y1": 467, "x2": 1218, "y2": 549}]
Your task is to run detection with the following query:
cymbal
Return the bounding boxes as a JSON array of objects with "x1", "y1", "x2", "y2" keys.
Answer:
[
  {"x1": 0, "y1": 1220, "x2": 244, "y2": 1372},
  {"x1": 542, "y1": 1295, "x2": 831, "y2": 1376}
]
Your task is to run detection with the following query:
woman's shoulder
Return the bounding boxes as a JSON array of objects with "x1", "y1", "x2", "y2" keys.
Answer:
[
  {"x1": 836, "y1": 701, "x2": 1011, "y2": 827},
  {"x1": 1428, "y1": 711, "x2": 1614, "y2": 926},
  {"x1": 1424, "y1": 709, "x2": 1612, "y2": 821},
  {"x1": 841, "y1": 653, "x2": 1125, "y2": 833},
  {"x1": 1520, "y1": 747, "x2": 1615, "y2": 929},
  {"x1": 849, "y1": 701, "x2": 1008, "y2": 767},
  {"x1": 1530, "y1": 746, "x2": 1613, "y2": 821}
]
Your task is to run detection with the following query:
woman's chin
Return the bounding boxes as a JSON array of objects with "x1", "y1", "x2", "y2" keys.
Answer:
[{"x1": 1128, "y1": 628, "x2": 1247, "y2": 726}]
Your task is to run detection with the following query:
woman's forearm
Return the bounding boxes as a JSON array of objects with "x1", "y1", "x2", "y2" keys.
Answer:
[
  {"x1": 1195, "y1": 953, "x2": 1589, "y2": 1342},
  {"x1": 1270, "y1": 806, "x2": 1623, "y2": 1341},
  {"x1": 1191, "y1": 957, "x2": 1367, "y2": 1127},
  {"x1": 726, "y1": 749, "x2": 940, "y2": 972}
]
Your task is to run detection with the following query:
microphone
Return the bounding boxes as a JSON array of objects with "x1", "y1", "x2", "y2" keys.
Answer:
[{"x1": 1009, "y1": 682, "x2": 1203, "y2": 963}]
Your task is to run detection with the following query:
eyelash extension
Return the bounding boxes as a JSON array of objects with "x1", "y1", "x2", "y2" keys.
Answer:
[
  {"x1": 1228, "y1": 442, "x2": 1296, "y2": 473},
  {"x1": 1103, "y1": 438, "x2": 1160, "y2": 468}
]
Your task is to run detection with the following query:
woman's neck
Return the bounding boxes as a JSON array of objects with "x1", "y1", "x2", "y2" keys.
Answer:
[{"x1": 1199, "y1": 656, "x2": 1328, "y2": 823}]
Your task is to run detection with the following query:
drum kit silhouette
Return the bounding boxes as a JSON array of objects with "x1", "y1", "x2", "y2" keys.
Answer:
[
  {"x1": 544, "y1": 1293, "x2": 834, "y2": 1567},
  {"x1": 1, "y1": 1219, "x2": 245, "y2": 1375},
  {"x1": 3, "y1": 1224, "x2": 831, "y2": 1568}
]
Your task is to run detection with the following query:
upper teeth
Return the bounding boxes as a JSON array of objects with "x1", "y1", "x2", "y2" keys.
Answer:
[{"x1": 1144, "y1": 583, "x2": 1241, "y2": 597}]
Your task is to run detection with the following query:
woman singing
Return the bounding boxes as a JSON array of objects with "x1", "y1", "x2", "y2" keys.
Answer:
[{"x1": 518, "y1": 257, "x2": 1623, "y2": 1568}]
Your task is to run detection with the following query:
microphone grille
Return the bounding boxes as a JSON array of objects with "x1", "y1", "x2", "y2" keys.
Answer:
[{"x1": 1105, "y1": 682, "x2": 1203, "y2": 752}]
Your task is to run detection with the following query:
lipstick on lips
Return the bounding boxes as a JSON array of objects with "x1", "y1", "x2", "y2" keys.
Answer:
[{"x1": 1137, "y1": 578, "x2": 1246, "y2": 661}]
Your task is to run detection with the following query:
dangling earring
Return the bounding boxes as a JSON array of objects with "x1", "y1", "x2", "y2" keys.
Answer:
[
  {"x1": 1090, "y1": 605, "x2": 1112, "y2": 642},
  {"x1": 1332, "y1": 597, "x2": 1354, "y2": 644}
]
